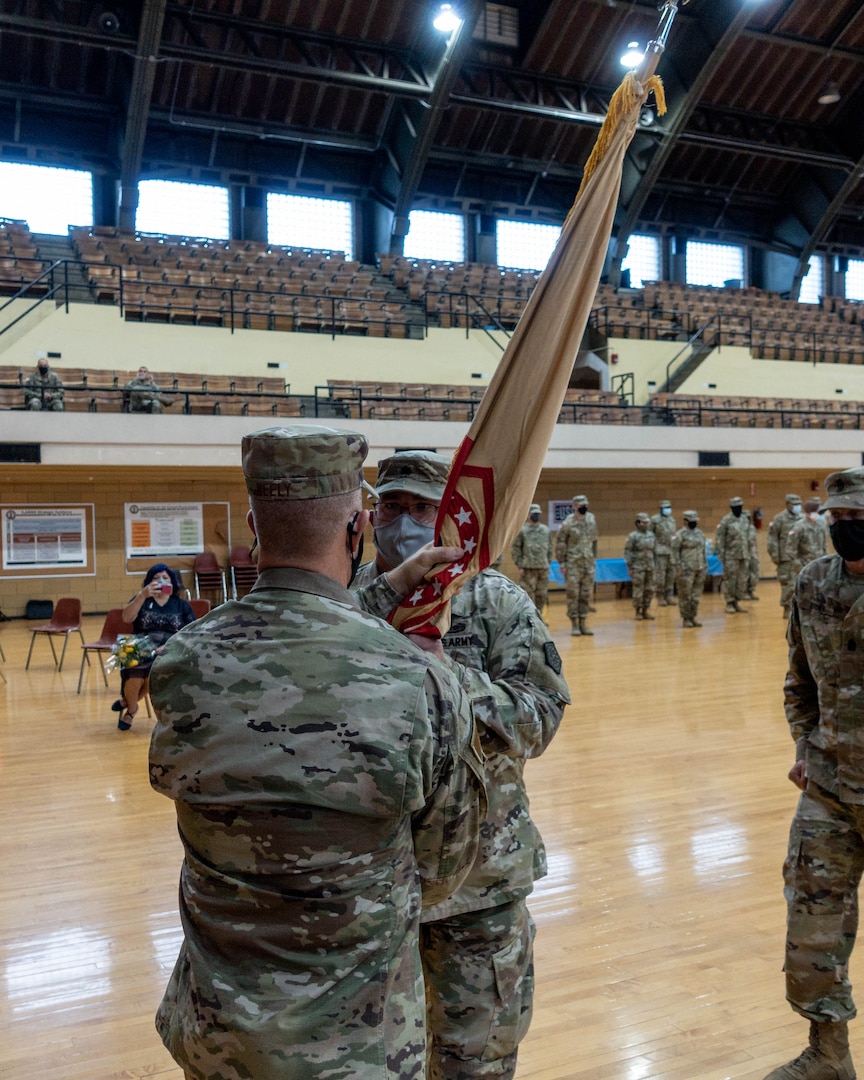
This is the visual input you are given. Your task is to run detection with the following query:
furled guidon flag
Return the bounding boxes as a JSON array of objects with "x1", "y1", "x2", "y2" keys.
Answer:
[{"x1": 389, "y1": 70, "x2": 666, "y2": 638}]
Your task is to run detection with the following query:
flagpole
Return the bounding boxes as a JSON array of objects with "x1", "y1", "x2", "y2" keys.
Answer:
[{"x1": 637, "y1": 0, "x2": 686, "y2": 83}]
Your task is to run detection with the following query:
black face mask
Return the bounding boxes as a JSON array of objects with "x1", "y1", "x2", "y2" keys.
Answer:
[
  {"x1": 577, "y1": 505, "x2": 587, "y2": 515},
  {"x1": 731, "y1": 505, "x2": 742, "y2": 517},
  {"x1": 530, "y1": 514, "x2": 541, "y2": 522},
  {"x1": 830, "y1": 520, "x2": 864, "y2": 563},
  {"x1": 347, "y1": 514, "x2": 365, "y2": 586},
  {"x1": 687, "y1": 520, "x2": 698, "y2": 530}
]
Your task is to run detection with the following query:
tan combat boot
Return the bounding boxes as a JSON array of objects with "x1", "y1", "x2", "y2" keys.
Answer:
[
  {"x1": 763, "y1": 1021, "x2": 856, "y2": 1080},
  {"x1": 642, "y1": 608, "x2": 655, "y2": 620},
  {"x1": 725, "y1": 602, "x2": 737, "y2": 614},
  {"x1": 570, "y1": 619, "x2": 581, "y2": 637},
  {"x1": 578, "y1": 619, "x2": 593, "y2": 636},
  {"x1": 635, "y1": 610, "x2": 644, "y2": 621},
  {"x1": 691, "y1": 617, "x2": 702, "y2": 627},
  {"x1": 733, "y1": 600, "x2": 749, "y2": 613},
  {"x1": 683, "y1": 618, "x2": 695, "y2": 628}
]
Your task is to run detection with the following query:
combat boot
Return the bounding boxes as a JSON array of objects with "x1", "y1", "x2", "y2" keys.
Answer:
[
  {"x1": 733, "y1": 601, "x2": 749, "y2": 613},
  {"x1": 683, "y1": 618, "x2": 695, "y2": 628},
  {"x1": 635, "y1": 610, "x2": 644, "y2": 620},
  {"x1": 691, "y1": 617, "x2": 702, "y2": 626},
  {"x1": 579, "y1": 619, "x2": 593, "y2": 636},
  {"x1": 642, "y1": 608, "x2": 655, "y2": 620},
  {"x1": 658, "y1": 597, "x2": 668, "y2": 607},
  {"x1": 725, "y1": 602, "x2": 737, "y2": 614},
  {"x1": 570, "y1": 619, "x2": 581, "y2": 636},
  {"x1": 747, "y1": 592, "x2": 760, "y2": 600},
  {"x1": 762, "y1": 1020, "x2": 855, "y2": 1080}
]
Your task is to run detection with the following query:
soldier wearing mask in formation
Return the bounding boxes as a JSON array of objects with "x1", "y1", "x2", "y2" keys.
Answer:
[
  {"x1": 624, "y1": 512, "x2": 656, "y2": 621},
  {"x1": 763, "y1": 467, "x2": 864, "y2": 1080},
  {"x1": 790, "y1": 497, "x2": 828, "y2": 576},
  {"x1": 148, "y1": 426, "x2": 486, "y2": 1080},
  {"x1": 671, "y1": 510, "x2": 707, "y2": 628},
  {"x1": 511, "y1": 503, "x2": 553, "y2": 617},
  {"x1": 649, "y1": 499, "x2": 676, "y2": 605},
  {"x1": 768, "y1": 493, "x2": 803, "y2": 618},
  {"x1": 353, "y1": 449, "x2": 569, "y2": 1080},
  {"x1": 555, "y1": 494, "x2": 598, "y2": 636},
  {"x1": 715, "y1": 496, "x2": 751, "y2": 614}
]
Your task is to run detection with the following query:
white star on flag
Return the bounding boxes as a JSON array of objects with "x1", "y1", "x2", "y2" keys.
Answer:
[
  {"x1": 447, "y1": 563, "x2": 464, "y2": 578},
  {"x1": 455, "y1": 507, "x2": 473, "y2": 527},
  {"x1": 410, "y1": 588, "x2": 425, "y2": 605},
  {"x1": 463, "y1": 537, "x2": 477, "y2": 553},
  {"x1": 432, "y1": 580, "x2": 443, "y2": 595}
]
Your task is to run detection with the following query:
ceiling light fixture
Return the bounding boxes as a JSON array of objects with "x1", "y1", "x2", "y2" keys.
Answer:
[
  {"x1": 817, "y1": 80, "x2": 841, "y2": 105},
  {"x1": 433, "y1": 3, "x2": 462, "y2": 33},
  {"x1": 620, "y1": 41, "x2": 644, "y2": 69}
]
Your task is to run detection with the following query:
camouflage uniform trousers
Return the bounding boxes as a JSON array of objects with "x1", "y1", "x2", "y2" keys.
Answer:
[
  {"x1": 747, "y1": 555, "x2": 760, "y2": 596},
  {"x1": 782, "y1": 784, "x2": 864, "y2": 1024},
  {"x1": 520, "y1": 569, "x2": 548, "y2": 614},
  {"x1": 422, "y1": 899, "x2": 535, "y2": 1080},
  {"x1": 654, "y1": 553, "x2": 675, "y2": 599},
  {"x1": 629, "y1": 563, "x2": 655, "y2": 611},
  {"x1": 676, "y1": 567, "x2": 706, "y2": 622},
  {"x1": 563, "y1": 559, "x2": 595, "y2": 620},
  {"x1": 777, "y1": 559, "x2": 797, "y2": 609},
  {"x1": 722, "y1": 557, "x2": 749, "y2": 603}
]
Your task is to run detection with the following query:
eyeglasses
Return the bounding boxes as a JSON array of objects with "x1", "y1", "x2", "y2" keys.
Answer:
[{"x1": 374, "y1": 500, "x2": 439, "y2": 526}]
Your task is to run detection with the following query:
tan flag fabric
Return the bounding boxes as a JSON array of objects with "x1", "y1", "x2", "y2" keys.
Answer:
[{"x1": 390, "y1": 73, "x2": 665, "y2": 637}]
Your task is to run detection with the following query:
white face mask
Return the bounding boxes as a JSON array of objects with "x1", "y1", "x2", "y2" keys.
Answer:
[
  {"x1": 661, "y1": 507, "x2": 671, "y2": 516},
  {"x1": 791, "y1": 504, "x2": 802, "y2": 514}
]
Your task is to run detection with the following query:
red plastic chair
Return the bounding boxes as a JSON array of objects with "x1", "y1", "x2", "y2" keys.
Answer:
[
  {"x1": 193, "y1": 551, "x2": 226, "y2": 604},
  {"x1": 188, "y1": 598, "x2": 212, "y2": 619},
  {"x1": 230, "y1": 545, "x2": 258, "y2": 599},
  {"x1": 77, "y1": 608, "x2": 134, "y2": 693},
  {"x1": 26, "y1": 598, "x2": 85, "y2": 672}
]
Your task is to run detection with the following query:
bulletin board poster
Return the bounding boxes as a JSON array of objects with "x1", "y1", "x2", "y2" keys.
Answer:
[
  {"x1": 2, "y1": 506, "x2": 93, "y2": 573},
  {"x1": 125, "y1": 503, "x2": 203, "y2": 558},
  {"x1": 549, "y1": 500, "x2": 575, "y2": 531}
]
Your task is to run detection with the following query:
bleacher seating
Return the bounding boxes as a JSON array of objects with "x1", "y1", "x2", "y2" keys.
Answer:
[
  {"x1": 649, "y1": 392, "x2": 858, "y2": 428},
  {"x1": 0, "y1": 219, "x2": 49, "y2": 294}
]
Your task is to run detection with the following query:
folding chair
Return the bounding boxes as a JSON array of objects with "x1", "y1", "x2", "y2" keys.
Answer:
[
  {"x1": 77, "y1": 608, "x2": 134, "y2": 693},
  {"x1": 26, "y1": 598, "x2": 85, "y2": 671}
]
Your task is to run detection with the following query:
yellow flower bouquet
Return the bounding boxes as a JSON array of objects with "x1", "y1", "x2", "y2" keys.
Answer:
[{"x1": 106, "y1": 634, "x2": 157, "y2": 671}]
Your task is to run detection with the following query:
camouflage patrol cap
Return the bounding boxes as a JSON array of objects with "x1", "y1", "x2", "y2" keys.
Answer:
[
  {"x1": 682, "y1": 510, "x2": 699, "y2": 522},
  {"x1": 635, "y1": 512, "x2": 651, "y2": 523},
  {"x1": 785, "y1": 493, "x2": 802, "y2": 505},
  {"x1": 729, "y1": 496, "x2": 743, "y2": 506},
  {"x1": 803, "y1": 498, "x2": 820, "y2": 513},
  {"x1": 659, "y1": 500, "x2": 671, "y2": 509},
  {"x1": 375, "y1": 449, "x2": 450, "y2": 501},
  {"x1": 572, "y1": 494, "x2": 588, "y2": 505},
  {"x1": 242, "y1": 424, "x2": 369, "y2": 500},
  {"x1": 820, "y1": 467, "x2": 864, "y2": 512},
  {"x1": 529, "y1": 503, "x2": 542, "y2": 514}
]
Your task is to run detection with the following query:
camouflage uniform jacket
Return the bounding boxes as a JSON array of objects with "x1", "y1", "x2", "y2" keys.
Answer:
[
  {"x1": 791, "y1": 516, "x2": 829, "y2": 571},
  {"x1": 555, "y1": 511, "x2": 597, "y2": 565},
  {"x1": 148, "y1": 567, "x2": 486, "y2": 1080},
  {"x1": 125, "y1": 375, "x2": 165, "y2": 410},
  {"x1": 671, "y1": 527, "x2": 708, "y2": 572},
  {"x1": 23, "y1": 369, "x2": 64, "y2": 406},
  {"x1": 649, "y1": 513, "x2": 677, "y2": 555},
  {"x1": 768, "y1": 508, "x2": 801, "y2": 565},
  {"x1": 511, "y1": 521, "x2": 553, "y2": 570},
  {"x1": 786, "y1": 555, "x2": 864, "y2": 804},
  {"x1": 354, "y1": 562, "x2": 570, "y2": 920},
  {"x1": 623, "y1": 529, "x2": 656, "y2": 572},
  {"x1": 715, "y1": 513, "x2": 750, "y2": 563}
]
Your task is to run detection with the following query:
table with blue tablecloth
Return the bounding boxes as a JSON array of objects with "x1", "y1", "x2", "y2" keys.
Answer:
[{"x1": 549, "y1": 556, "x2": 723, "y2": 590}]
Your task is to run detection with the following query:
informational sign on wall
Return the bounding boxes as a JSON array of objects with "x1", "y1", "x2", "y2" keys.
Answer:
[
  {"x1": 548, "y1": 500, "x2": 575, "y2": 530},
  {"x1": 124, "y1": 503, "x2": 204, "y2": 558},
  {"x1": 2, "y1": 506, "x2": 92, "y2": 572}
]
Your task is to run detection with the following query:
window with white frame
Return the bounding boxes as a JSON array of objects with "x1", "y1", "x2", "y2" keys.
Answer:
[
  {"x1": 798, "y1": 255, "x2": 823, "y2": 305},
  {"x1": 0, "y1": 161, "x2": 93, "y2": 235},
  {"x1": 845, "y1": 258, "x2": 864, "y2": 301},
  {"x1": 621, "y1": 234, "x2": 661, "y2": 288},
  {"x1": 495, "y1": 219, "x2": 559, "y2": 271},
  {"x1": 403, "y1": 210, "x2": 465, "y2": 262},
  {"x1": 685, "y1": 240, "x2": 745, "y2": 288},
  {"x1": 136, "y1": 180, "x2": 229, "y2": 239},
  {"x1": 267, "y1": 193, "x2": 354, "y2": 258}
]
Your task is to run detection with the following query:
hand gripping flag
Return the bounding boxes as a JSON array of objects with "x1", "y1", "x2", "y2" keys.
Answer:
[{"x1": 389, "y1": 62, "x2": 670, "y2": 638}]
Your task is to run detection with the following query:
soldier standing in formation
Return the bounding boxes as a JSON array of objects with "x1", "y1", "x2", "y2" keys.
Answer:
[
  {"x1": 555, "y1": 494, "x2": 598, "y2": 636},
  {"x1": 624, "y1": 512, "x2": 656, "y2": 621},
  {"x1": 790, "y1": 497, "x2": 828, "y2": 576},
  {"x1": 511, "y1": 502, "x2": 553, "y2": 617},
  {"x1": 354, "y1": 449, "x2": 570, "y2": 1080},
  {"x1": 768, "y1": 493, "x2": 803, "y2": 618},
  {"x1": 764, "y1": 467, "x2": 864, "y2": 1080},
  {"x1": 715, "y1": 496, "x2": 751, "y2": 614},
  {"x1": 148, "y1": 426, "x2": 486, "y2": 1080},
  {"x1": 650, "y1": 499, "x2": 677, "y2": 605},
  {"x1": 744, "y1": 509, "x2": 761, "y2": 601},
  {"x1": 671, "y1": 510, "x2": 708, "y2": 628}
]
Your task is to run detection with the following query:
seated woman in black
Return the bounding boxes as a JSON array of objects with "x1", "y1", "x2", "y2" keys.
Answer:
[{"x1": 116, "y1": 563, "x2": 195, "y2": 730}]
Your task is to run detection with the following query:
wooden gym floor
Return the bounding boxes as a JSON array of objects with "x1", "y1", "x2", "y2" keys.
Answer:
[{"x1": 0, "y1": 586, "x2": 851, "y2": 1080}]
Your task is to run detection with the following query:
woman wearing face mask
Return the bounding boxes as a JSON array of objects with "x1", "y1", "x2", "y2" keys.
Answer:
[
  {"x1": 670, "y1": 511, "x2": 707, "y2": 628},
  {"x1": 113, "y1": 563, "x2": 195, "y2": 730}
]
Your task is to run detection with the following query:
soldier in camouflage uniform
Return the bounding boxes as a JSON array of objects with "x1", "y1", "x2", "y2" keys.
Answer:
[
  {"x1": 148, "y1": 426, "x2": 486, "y2": 1080},
  {"x1": 649, "y1": 500, "x2": 676, "y2": 604},
  {"x1": 624, "y1": 512, "x2": 656, "y2": 620},
  {"x1": 671, "y1": 510, "x2": 707, "y2": 628},
  {"x1": 511, "y1": 503, "x2": 553, "y2": 616},
  {"x1": 790, "y1": 497, "x2": 828, "y2": 576},
  {"x1": 555, "y1": 494, "x2": 597, "y2": 636},
  {"x1": 763, "y1": 467, "x2": 864, "y2": 1080},
  {"x1": 354, "y1": 450, "x2": 570, "y2": 1080},
  {"x1": 715, "y1": 496, "x2": 750, "y2": 614},
  {"x1": 768, "y1": 493, "x2": 803, "y2": 617},
  {"x1": 743, "y1": 509, "x2": 761, "y2": 601},
  {"x1": 23, "y1": 357, "x2": 64, "y2": 411}
]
